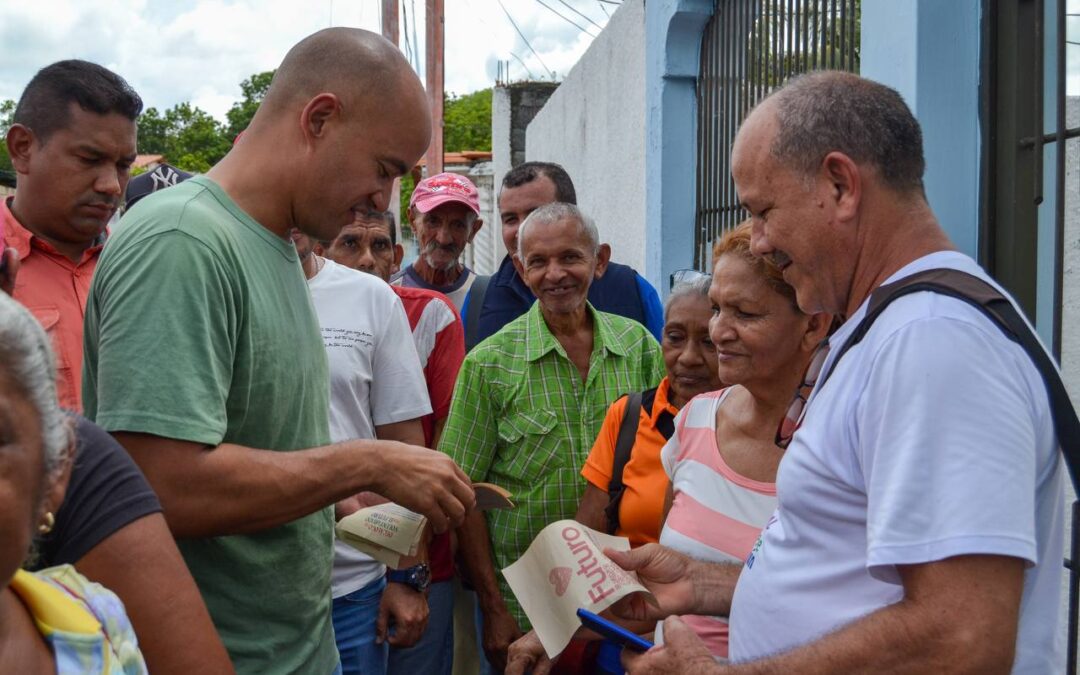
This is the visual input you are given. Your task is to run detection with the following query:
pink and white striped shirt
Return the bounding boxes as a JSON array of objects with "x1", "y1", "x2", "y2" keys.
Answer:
[{"x1": 659, "y1": 388, "x2": 778, "y2": 659}]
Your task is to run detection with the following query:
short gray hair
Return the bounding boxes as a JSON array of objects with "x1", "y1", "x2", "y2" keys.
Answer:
[
  {"x1": 665, "y1": 275, "x2": 712, "y2": 322},
  {"x1": 763, "y1": 71, "x2": 926, "y2": 194},
  {"x1": 517, "y1": 203, "x2": 599, "y2": 259},
  {"x1": 0, "y1": 294, "x2": 69, "y2": 473}
]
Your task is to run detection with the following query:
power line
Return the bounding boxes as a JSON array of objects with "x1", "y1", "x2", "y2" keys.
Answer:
[
  {"x1": 534, "y1": 0, "x2": 597, "y2": 37},
  {"x1": 509, "y1": 52, "x2": 536, "y2": 79},
  {"x1": 557, "y1": 0, "x2": 604, "y2": 32},
  {"x1": 497, "y1": 0, "x2": 554, "y2": 78},
  {"x1": 597, "y1": 1, "x2": 610, "y2": 18}
]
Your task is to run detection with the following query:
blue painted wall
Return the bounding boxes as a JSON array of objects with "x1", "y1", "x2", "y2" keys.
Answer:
[
  {"x1": 861, "y1": 0, "x2": 982, "y2": 259},
  {"x1": 644, "y1": 0, "x2": 713, "y2": 296}
]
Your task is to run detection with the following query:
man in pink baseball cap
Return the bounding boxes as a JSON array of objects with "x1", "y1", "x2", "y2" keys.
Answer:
[{"x1": 391, "y1": 172, "x2": 483, "y2": 310}]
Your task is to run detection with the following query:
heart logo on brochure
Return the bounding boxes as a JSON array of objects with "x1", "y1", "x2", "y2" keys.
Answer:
[{"x1": 548, "y1": 566, "x2": 571, "y2": 597}]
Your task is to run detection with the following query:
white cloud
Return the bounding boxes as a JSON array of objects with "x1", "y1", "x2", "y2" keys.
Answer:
[{"x1": 0, "y1": 0, "x2": 613, "y2": 118}]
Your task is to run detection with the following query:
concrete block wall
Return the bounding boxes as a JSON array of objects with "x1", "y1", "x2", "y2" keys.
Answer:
[{"x1": 485, "y1": 82, "x2": 560, "y2": 273}]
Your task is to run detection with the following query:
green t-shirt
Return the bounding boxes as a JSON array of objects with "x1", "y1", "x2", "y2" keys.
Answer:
[{"x1": 83, "y1": 177, "x2": 336, "y2": 674}]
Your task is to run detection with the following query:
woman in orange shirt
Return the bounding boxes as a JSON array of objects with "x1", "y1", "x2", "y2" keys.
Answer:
[{"x1": 575, "y1": 274, "x2": 721, "y2": 545}]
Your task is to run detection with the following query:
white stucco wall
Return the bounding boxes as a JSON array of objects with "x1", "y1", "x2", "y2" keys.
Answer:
[
  {"x1": 524, "y1": 0, "x2": 647, "y2": 273},
  {"x1": 465, "y1": 163, "x2": 500, "y2": 275},
  {"x1": 486, "y1": 86, "x2": 513, "y2": 268}
]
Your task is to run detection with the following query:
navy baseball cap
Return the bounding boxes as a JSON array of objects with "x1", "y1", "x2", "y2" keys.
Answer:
[{"x1": 124, "y1": 163, "x2": 193, "y2": 210}]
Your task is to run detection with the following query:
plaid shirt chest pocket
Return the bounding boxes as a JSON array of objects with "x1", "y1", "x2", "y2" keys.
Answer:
[{"x1": 495, "y1": 408, "x2": 560, "y2": 484}]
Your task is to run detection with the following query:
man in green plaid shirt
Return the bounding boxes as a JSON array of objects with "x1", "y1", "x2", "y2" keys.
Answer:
[{"x1": 439, "y1": 203, "x2": 664, "y2": 670}]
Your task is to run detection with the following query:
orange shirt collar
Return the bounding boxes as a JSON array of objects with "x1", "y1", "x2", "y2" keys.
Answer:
[
  {"x1": 1, "y1": 196, "x2": 107, "y2": 264},
  {"x1": 1, "y1": 196, "x2": 33, "y2": 261},
  {"x1": 649, "y1": 376, "x2": 680, "y2": 427}
]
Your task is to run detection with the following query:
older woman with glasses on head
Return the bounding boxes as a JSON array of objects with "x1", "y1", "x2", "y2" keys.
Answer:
[{"x1": 0, "y1": 293, "x2": 146, "y2": 674}]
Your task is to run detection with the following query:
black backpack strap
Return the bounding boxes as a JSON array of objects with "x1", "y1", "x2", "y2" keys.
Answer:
[
  {"x1": 640, "y1": 387, "x2": 676, "y2": 441},
  {"x1": 464, "y1": 274, "x2": 491, "y2": 351},
  {"x1": 803, "y1": 267, "x2": 1080, "y2": 672},
  {"x1": 818, "y1": 268, "x2": 1079, "y2": 493},
  {"x1": 604, "y1": 391, "x2": 644, "y2": 535}
]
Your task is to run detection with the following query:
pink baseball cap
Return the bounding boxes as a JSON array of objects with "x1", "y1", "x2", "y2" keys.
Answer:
[{"x1": 409, "y1": 172, "x2": 481, "y2": 215}]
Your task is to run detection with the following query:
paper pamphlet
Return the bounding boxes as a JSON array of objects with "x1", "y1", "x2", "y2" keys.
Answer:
[
  {"x1": 336, "y1": 483, "x2": 514, "y2": 569},
  {"x1": 501, "y1": 520, "x2": 656, "y2": 659},
  {"x1": 335, "y1": 503, "x2": 426, "y2": 568}
]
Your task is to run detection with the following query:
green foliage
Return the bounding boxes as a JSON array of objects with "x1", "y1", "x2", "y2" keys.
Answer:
[
  {"x1": 0, "y1": 99, "x2": 15, "y2": 173},
  {"x1": 120, "y1": 75, "x2": 490, "y2": 178},
  {"x1": 444, "y1": 89, "x2": 492, "y2": 152},
  {"x1": 225, "y1": 70, "x2": 274, "y2": 140},
  {"x1": 134, "y1": 70, "x2": 274, "y2": 174},
  {"x1": 399, "y1": 172, "x2": 416, "y2": 233},
  {"x1": 137, "y1": 103, "x2": 232, "y2": 173}
]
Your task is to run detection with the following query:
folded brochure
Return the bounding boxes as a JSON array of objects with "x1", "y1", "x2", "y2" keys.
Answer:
[
  {"x1": 502, "y1": 520, "x2": 656, "y2": 658},
  {"x1": 336, "y1": 482, "x2": 514, "y2": 568}
]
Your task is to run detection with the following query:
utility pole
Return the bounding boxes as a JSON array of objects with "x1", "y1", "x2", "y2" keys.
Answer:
[
  {"x1": 425, "y1": 0, "x2": 445, "y2": 175},
  {"x1": 382, "y1": 0, "x2": 402, "y2": 232},
  {"x1": 381, "y1": 0, "x2": 398, "y2": 43}
]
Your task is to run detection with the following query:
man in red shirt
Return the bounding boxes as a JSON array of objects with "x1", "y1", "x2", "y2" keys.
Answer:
[
  {"x1": 1, "y1": 60, "x2": 141, "y2": 412},
  {"x1": 323, "y1": 209, "x2": 465, "y2": 675}
]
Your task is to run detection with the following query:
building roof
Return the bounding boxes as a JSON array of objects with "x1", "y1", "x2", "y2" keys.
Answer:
[
  {"x1": 134, "y1": 154, "x2": 166, "y2": 169},
  {"x1": 417, "y1": 151, "x2": 493, "y2": 167}
]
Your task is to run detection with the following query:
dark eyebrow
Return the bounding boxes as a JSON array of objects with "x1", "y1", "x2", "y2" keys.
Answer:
[{"x1": 75, "y1": 145, "x2": 137, "y2": 164}]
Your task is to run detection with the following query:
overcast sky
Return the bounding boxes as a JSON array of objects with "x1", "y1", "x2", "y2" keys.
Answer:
[
  {"x1": 2, "y1": 1, "x2": 1077, "y2": 122},
  {"x1": 0, "y1": 0, "x2": 615, "y2": 120}
]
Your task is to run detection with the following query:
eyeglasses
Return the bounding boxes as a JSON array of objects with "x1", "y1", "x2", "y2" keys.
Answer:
[
  {"x1": 669, "y1": 268, "x2": 710, "y2": 290},
  {"x1": 776, "y1": 340, "x2": 830, "y2": 449}
]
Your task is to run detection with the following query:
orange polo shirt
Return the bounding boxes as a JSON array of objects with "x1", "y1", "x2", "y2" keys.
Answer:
[
  {"x1": 581, "y1": 376, "x2": 680, "y2": 547},
  {"x1": 1, "y1": 197, "x2": 103, "y2": 412}
]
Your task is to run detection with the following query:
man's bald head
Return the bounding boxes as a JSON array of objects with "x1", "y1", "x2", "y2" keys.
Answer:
[
  {"x1": 223, "y1": 27, "x2": 431, "y2": 244},
  {"x1": 256, "y1": 27, "x2": 427, "y2": 126}
]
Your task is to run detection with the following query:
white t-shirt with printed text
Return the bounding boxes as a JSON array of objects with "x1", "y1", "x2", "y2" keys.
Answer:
[
  {"x1": 729, "y1": 251, "x2": 1066, "y2": 673},
  {"x1": 307, "y1": 258, "x2": 432, "y2": 598}
]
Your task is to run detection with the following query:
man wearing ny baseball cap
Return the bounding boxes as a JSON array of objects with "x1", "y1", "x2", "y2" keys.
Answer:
[{"x1": 391, "y1": 172, "x2": 483, "y2": 311}]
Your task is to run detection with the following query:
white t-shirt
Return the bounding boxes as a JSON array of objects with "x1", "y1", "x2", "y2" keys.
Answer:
[
  {"x1": 729, "y1": 251, "x2": 1066, "y2": 673},
  {"x1": 307, "y1": 258, "x2": 432, "y2": 598}
]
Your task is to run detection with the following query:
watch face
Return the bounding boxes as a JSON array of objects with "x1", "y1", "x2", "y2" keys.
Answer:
[{"x1": 413, "y1": 563, "x2": 431, "y2": 589}]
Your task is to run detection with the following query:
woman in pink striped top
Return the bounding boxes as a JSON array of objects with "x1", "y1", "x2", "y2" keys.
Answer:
[{"x1": 657, "y1": 221, "x2": 831, "y2": 660}]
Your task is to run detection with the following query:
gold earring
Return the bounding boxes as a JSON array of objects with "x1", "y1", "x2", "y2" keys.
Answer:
[{"x1": 38, "y1": 512, "x2": 55, "y2": 535}]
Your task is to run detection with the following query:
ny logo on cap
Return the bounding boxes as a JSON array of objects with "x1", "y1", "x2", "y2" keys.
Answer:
[{"x1": 150, "y1": 167, "x2": 183, "y2": 191}]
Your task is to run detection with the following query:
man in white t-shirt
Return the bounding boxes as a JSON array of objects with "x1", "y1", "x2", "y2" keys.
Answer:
[
  {"x1": 609, "y1": 72, "x2": 1066, "y2": 674},
  {"x1": 293, "y1": 230, "x2": 434, "y2": 675}
]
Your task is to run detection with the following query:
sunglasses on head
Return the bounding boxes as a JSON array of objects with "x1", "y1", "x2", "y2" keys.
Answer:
[{"x1": 669, "y1": 268, "x2": 711, "y2": 290}]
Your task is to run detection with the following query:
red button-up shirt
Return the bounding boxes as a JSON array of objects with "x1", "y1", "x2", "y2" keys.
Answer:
[{"x1": 1, "y1": 197, "x2": 104, "y2": 412}]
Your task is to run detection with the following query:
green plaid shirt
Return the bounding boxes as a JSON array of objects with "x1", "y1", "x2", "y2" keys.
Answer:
[{"x1": 439, "y1": 302, "x2": 664, "y2": 627}]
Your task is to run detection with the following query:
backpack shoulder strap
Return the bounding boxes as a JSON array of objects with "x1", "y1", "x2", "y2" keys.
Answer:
[
  {"x1": 819, "y1": 268, "x2": 1080, "y2": 492},
  {"x1": 464, "y1": 274, "x2": 491, "y2": 351},
  {"x1": 604, "y1": 391, "x2": 644, "y2": 535}
]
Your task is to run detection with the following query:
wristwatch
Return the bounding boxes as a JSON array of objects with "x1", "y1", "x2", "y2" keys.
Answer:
[{"x1": 387, "y1": 563, "x2": 431, "y2": 593}]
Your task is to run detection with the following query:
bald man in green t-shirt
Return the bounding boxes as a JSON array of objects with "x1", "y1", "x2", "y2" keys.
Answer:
[{"x1": 83, "y1": 28, "x2": 474, "y2": 675}]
